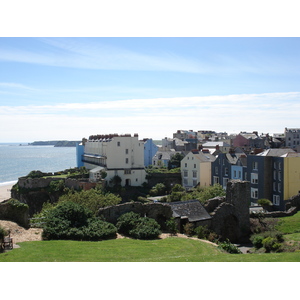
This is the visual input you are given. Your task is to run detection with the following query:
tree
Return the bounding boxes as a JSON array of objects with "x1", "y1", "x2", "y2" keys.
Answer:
[
  {"x1": 58, "y1": 189, "x2": 121, "y2": 215},
  {"x1": 168, "y1": 153, "x2": 184, "y2": 169}
]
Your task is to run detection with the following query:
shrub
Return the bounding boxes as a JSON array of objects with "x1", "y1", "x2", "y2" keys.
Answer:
[
  {"x1": 149, "y1": 183, "x2": 166, "y2": 196},
  {"x1": 116, "y1": 212, "x2": 141, "y2": 235},
  {"x1": 129, "y1": 218, "x2": 161, "y2": 240},
  {"x1": 218, "y1": 239, "x2": 242, "y2": 254},
  {"x1": 166, "y1": 217, "x2": 178, "y2": 235},
  {"x1": 183, "y1": 222, "x2": 194, "y2": 237},
  {"x1": 0, "y1": 225, "x2": 8, "y2": 240},
  {"x1": 194, "y1": 225, "x2": 210, "y2": 239},
  {"x1": 116, "y1": 212, "x2": 161, "y2": 239},
  {"x1": 262, "y1": 236, "x2": 282, "y2": 253},
  {"x1": 42, "y1": 201, "x2": 117, "y2": 241},
  {"x1": 250, "y1": 235, "x2": 264, "y2": 249}
]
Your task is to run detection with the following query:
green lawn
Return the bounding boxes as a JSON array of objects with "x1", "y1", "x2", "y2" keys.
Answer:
[
  {"x1": 276, "y1": 211, "x2": 300, "y2": 234},
  {"x1": 1, "y1": 237, "x2": 300, "y2": 262}
]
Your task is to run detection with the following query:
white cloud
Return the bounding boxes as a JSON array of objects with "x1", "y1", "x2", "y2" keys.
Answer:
[{"x1": 1, "y1": 92, "x2": 300, "y2": 142}]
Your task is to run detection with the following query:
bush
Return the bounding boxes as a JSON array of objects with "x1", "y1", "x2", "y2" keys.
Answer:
[
  {"x1": 194, "y1": 225, "x2": 210, "y2": 239},
  {"x1": 116, "y1": 212, "x2": 141, "y2": 235},
  {"x1": 262, "y1": 236, "x2": 282, "y2": 253},
  {"x1": 42, "y1": 201, "x2": 117, "y2": 241},
  {"x1": 116, "y1": 212, "x2": 161, "y2": 239},
  {"x1": 165, "y1": 217, "x2": 178, "y2": 235},
  {"x1": 251, "y1": 235, "x2": 264, "y2": 249},
  {"x1": 218, "y1": 239, "x2": 242, "y2": 254},
  {"x1": 183, "y1": 222, "x2": 194, "y2": 237},
  {"x1": 149, "y1": 183, "x2": 166, "y2": 196},
  {"x1": 129, "y1": 218, "x2": 161, "y2": 240},
  {"x1": 0, "y1": 225, "x2": 8, "y2": 240}
]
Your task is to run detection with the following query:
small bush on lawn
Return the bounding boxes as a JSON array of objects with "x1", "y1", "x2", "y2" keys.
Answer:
[
  {"x1": 129, "y1": 218, "x2": 161, "y2": 240},
  {"x1": 116, "y1": 212, "x2": 161, "y2": 239},
  {"x1": 165, "y1": 217, "x2": 178, "y2": 235},
  {"x1": 218, "y1": 239, "x2": 242, "y2": 254},
  {"x1": 42, "y1": 201, "x2": 117, "y2": 241},
  {"x1": 0, "y1": 225, "x2": 8, "y2": 240},
  {"x1": 194, "y1": 225, "x2": 210, "y2": 239}
]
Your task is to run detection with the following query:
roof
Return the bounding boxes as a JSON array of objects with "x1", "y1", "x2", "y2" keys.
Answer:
[
  {"x1": 257, "y1": 148, "x2": 295, "y2": 157},
  {"x1": 90, "y1": 166, "x2": 105, "y2": 173},
  {"x1": 202, "y1": 141, "x2": 230, "y2": 147},
  {"x1": 167, "y1": 200, "x2": 212, "y2": 222},
  {"x1": 191, "y1": 151, "x2": 216, "y2": 162}
]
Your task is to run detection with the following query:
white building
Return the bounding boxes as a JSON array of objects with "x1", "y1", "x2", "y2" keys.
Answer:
[
  {"x1": 82, "y1": 134, "x2": 146, "y2": 187},
  {"x1": 181, "y1": 150, "x2": 216, "y2": 190}
]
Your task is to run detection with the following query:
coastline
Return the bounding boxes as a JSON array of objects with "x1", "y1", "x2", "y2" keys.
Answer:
[{"x1": 0, "y1": 182, "x2": 16, "y2": 202}]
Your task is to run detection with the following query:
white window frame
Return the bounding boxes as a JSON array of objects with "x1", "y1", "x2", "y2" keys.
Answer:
[
  {"x1": 251, "y1": 188, "x2": 258, "y2": 199},
  {"x1": 213, "y1": 176, "x2": 219, "y2": 184},
  {"x1": 273, "y1": 195, "x2": 280, "y2": 206},
  {"x1": 251, "y1": 173, "x2": 258, "y2": 184}
]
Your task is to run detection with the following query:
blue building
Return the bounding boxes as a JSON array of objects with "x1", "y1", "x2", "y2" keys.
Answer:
[
  {"x1": 143, "y1": 139, "x2": 158, "y2": 167},
  {"x1": 76, "y1": 142, "x2": 85, "y2": 168}
]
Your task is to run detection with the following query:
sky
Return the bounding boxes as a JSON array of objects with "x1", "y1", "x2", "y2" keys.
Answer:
[{"x1": 1, "y1": 37, "x2": 300, "y2": 142}]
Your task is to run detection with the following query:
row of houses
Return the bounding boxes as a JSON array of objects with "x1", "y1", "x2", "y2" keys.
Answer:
[
  {"x1": 181, "y1": 148, "x2": 300, "y2": 211},
  {"x1": 76, "y1": 128, "x2": 300, "y2": 211}
]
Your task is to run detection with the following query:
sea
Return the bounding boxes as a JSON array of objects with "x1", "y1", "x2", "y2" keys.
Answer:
[{"x1": 0, "y1": 143, "x2": 77, "y2": 186}]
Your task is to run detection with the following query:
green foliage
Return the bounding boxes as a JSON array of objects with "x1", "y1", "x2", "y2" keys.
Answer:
[
  {"x1": 128, "y1": 218, "x2": 161, "y2": 240},
  {"x1": 194, "y1": 225, "x2": 210, "y2": 239},
  {"x1": 257, "y1": 198, "x2": 272, "y2": 207},
  {"x1": 218, "y1": 239, "x2": 242, "y2": 254},
  {"x1": 168, "y1": 153, "x2": 184, "y2": 169},
  {"x1": 7, "y1": 198, "x2": 28, "y2": 210},
  {"x1": 183, "y1": 222, "x2": 194, "y2": 237},
  {"x1": 171, "y1": 184, "x2": 185, "y2": 192},
  {"x1": 165, "y1": 218, "x2": 178, "y2": 235},
  {"x1": 42, "y1": 201, "x2": 117, "y2": 241},
  {"x1": 262, "y1": 237, "x2": 282, "y2": 253},
  {"x1": 26, "y1": 170, "x2": 45, "y2": 178},
  {"x1": 116, "y1": 212, "x2": 161, "y2": 239},
  {"x1": 0, "y1": 225, "x2": 8, "y2": 240},
  {"x1": 251, "y1": 235, "x2": 264, "y2": 249},
  {"x1": 191, "y1": 184, "x2": 226, "y2": 203},
  {"x1": 116, "y1": 212, "x2": 141, "y2": 235},
  {"x1": 58, "y1": 189, "x2": 121, "y2": 215},
  {"x1": 48, "y1": 180, "x2": 65, "y2": 193},
  {"x1": 149, "y1": 183, "x2": 166, "y2": 196}
]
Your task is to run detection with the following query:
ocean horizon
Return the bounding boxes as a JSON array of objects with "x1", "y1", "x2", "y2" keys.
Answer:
[{"x1": 0, "y1": 143, "x2": 77, "y2": 185}]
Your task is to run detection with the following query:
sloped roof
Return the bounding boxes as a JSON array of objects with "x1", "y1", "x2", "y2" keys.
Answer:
[
  {"x1": 257, "y1": 148, "x2": 295, "y2": 157},
  {"x1": 193, "y1": 151, "x2": 216, "y2": 162},
  {"x1": 202, "y1": 141, "x2": 230, "y2": 147},
  {"x1": 167, "y1": 200, "x2": 212, "y2": 222}
]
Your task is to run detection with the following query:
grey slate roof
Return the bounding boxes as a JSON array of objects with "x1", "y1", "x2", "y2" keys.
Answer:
[{"x1": 167, "y1": 200, "x2": 212, "y2": 222}]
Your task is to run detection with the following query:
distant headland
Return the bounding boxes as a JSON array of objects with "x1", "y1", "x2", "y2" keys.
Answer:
[{"x1": 28, "y1": 140, "x2": 80, "y2": 147}]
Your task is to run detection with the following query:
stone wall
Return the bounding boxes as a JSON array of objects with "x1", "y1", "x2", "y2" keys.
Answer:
[
  {"x1": 17, "y1": 177, "x2": 62, "y2": 189},
  {"x1": 98, "y1": 202, "x2": 173, "y2": 229},
  {"x1": 0, "y1": 200, "x2": 29, "y2": 228}
]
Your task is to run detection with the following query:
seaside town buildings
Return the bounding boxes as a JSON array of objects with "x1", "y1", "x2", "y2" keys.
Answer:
[{"x1": 76, "y1": 128, "x2": 300, "y2": 211}]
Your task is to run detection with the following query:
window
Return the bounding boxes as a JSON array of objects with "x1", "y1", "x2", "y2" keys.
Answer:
[
  {"x1": 124, "y1": 169, "x2": 131, "y2": 174},
  {"x1": 278, "y1": 183, "x2": 281, "y2": 192},
  {"x1": 125, "y1": 149, "x2": 129, "y2": 154},
  {"x1": 225, "y1": 168, "x2": 229, "y2": 176},
  {"x1": 213, "y1": 176, "x2": 219, "y2": 184},
  {"x1": 117, "y1": 141, "x2": 120, "y2": 147},
  {"x1": 125, "y1": 158, "x2": 129, "y2": 164},
  {"x1": 238, "y1": 171, "x2": 242, "y2": 178},
  {"x1": 194, "y1": 164, "x2": 196, "y2": 168},
  {"x1": 273, "y1": 195, "x2": 280, "y2": 206},
  {"x1": 251, "y1": 188, "x2": 258, "y2": 199},
  {"x1": 193, "y1": 180, "x2": 197, "y2": 186},
  {"x1": 215, "y1": 166, "x2": 218, "y2": 175},
  {"x1": 273, "y1": 170, "x2": 277, "y2": 180},
  {"x1": 273, "y1": 182, "x2": 276, "y2": 191},
  {"x1": 251, "y1": 173, "x2": 258, "y2": 184},
  {"x1": 192, "y1": 171, "x2": 197, "y2": 178},
  {"x1": 185, "y1": 163, "x2": 187, "y2": 168},
  {"x1": 278, "y1": 171, "x2": 282, "y2": 181},
  {"x1": 223, "y1": 178, "x2": 229, "y2": 189},
  {"x1": 183, "y1": 178, "x2": 188, "y2": 185},
  {"x1": 252, "y1": 161, "x2": 258, "y2": 170},
  {"x1": 234, "y1": 170, "x2": 237, "y2": 177},
  {"x1": 184, "y1": 171, "x2": 188, "y2": 177}
]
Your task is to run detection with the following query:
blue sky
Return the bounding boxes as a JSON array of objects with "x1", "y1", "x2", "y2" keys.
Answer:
[{"x1": 1, "y1": 37, "x2": 300, "y2": 142}]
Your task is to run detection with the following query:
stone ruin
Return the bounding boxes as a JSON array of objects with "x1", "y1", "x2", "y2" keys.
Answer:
[{"x1": 98, "y1": 180, "x2": 251, "y2": 242}]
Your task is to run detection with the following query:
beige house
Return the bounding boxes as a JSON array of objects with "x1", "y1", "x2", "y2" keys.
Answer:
[
  {"x1": 83, "y1": 134, "x2": 146, "y2": 187},
  {"x1": 181, "y1": 150, "x2": 216, "y2": 190}
]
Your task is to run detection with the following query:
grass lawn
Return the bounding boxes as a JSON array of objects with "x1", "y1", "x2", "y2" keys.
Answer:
[
  {"x1": 1, "y1": 237, "x2": 300, "y2": 262},
  {"x1": 276, "y1": 211, "x2": 300, "y2": 234}
]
